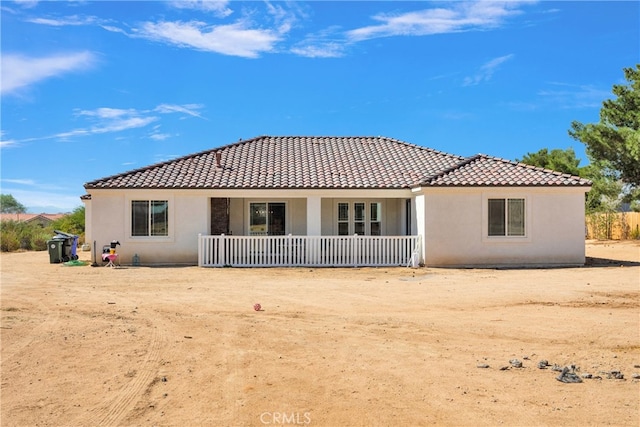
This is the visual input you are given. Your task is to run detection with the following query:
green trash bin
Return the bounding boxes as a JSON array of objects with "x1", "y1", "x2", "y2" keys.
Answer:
[{"x1": 47, "y1": 239, "x2": 64, "y2": 264}]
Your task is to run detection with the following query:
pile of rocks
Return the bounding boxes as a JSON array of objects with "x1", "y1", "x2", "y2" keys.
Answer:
[{"x1": 476, "y1": 357, "x2": 639, "y2": 384}]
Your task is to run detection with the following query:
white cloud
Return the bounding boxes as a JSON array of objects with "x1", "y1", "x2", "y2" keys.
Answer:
[
  {"x1": 538, "y1": 82, "x2": 610, "y2": 109},
  {"x1": 291, "y1": 26, "x2": 346, "y2": 58},
  {"x1": 0, "y1": 131, "x2": 19, "y2": 148},
  {"x1": 6, "y1": 103, "x2": 206, "y2": 145},
  {"x1": 169, "y1": 0, "x2": 233, "y2": 17},
  {"x1": 135, "y1": 20, "x2": 282, "y2": 58},
  {"x1": 347, "y1": 1, "x2": 531, "y2": 42},
  {"x1": 154, "y1": 103, "x2": 207, "y2": 120},
  {"x1": 13, "y1": 0, "x2": 39, "y2": 9},
  {"x1": 150, "y1": 132, "x2": 172, "y2": 141},
  {"x1": 57, "y1": 113, "x2": 158, "y2": 140},
  {"x1": 463, "y1": 54, "x2": 515, "y2": 86},
  {"x1": 76, "y1": 107, "x2": 136, "y2": 119},
  {"x1": 1, "y1": 51, "x2": 96, "y2": 95},
  {"x1": 1, "y1": 178, "x2": 36, "y2": 186},
  {"x1": 26, "y1": 15, "x2": 98, "y2": 26},
  {"x1": 290, "y1": 42, "x2": 345, "y2": 58}
]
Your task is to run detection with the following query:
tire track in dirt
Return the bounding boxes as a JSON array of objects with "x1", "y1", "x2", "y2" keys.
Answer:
[
  {"x1": 78, "y1": 323, "x2": 167, "y2": 426},
  {"x1": 1, "y1": 293, "x2": 61, "y2": 367}
]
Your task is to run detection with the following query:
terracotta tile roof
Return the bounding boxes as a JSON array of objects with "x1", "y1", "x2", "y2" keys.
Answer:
[
  {"x1": 0, "y1": 213, "x2": 67, "y2": 222},
  {"x1": 84, "y1": 136, "x2": 464, "y2": 190},
  {"x1": 422, "y1": 154, "x2": 592, "y2": 187},
  {"x1": 84, "y1": 136, "x2": 591, "y2": 190}
]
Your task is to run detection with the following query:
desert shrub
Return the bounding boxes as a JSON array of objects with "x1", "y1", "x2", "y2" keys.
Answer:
[
  {"x1": 0, "y1": 221, "x2": 22, "y2": 251},
  {"x1": 49, "y1": 206, "x2": 85, "y2": 243},
  {"x1": 29, "y1": 230, "x2": 51, "y2": 251},
  {"x1": 0, "y1": 220, "x2": 53, "y2": 252}
]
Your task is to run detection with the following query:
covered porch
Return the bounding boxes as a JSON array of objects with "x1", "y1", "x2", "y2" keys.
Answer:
[
  {"x1": 198, "y1": 234, "x2": 421, "y2": 267},
  {"x1": 200, "y1": 189, "x2": 424, "y2": 267}
]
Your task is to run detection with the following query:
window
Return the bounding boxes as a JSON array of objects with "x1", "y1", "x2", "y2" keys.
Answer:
[
  {"x1": 354, "y1": 202, "x2": 365, "y2": 235},
  {"x1": 250, "y1": 202, "x2": 286, "y2": 235},
  {"x1": 131, "y1": 200, "x2": 168, "y2": 236},
  {"x1": 488, "y1": 198, "x2": 525, "y2": 237},
  {"x1": 338, "y1": 203, "x2": 349, "y2": 236},
  {"x1": 336, "y1": 202, "x2": 382, "y2": 235},
  {"x1": 370, "y1": 202, "x2": 381, "y2": 236}
]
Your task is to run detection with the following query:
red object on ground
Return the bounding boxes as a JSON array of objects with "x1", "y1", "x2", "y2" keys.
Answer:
[{"x1": 253, "y1": 303, "x2": 261, "y2": 311}]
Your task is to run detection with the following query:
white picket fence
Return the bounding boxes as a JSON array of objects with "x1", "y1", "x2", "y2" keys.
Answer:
[{"x1": 198, "y1": 234, "x2": 421, "y2": 267}]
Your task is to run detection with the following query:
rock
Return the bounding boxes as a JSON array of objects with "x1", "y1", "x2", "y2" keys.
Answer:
[
  {"x1": 556, "y1": 367, "x2": 583, "y2": 383},
  {"x1": 632, "y1": 374, "x2": 640, "y2": 379},
  {"x1": 477, "y1": 364, "x2": 490, "y2": 369},
  {"x1": 606, "y1": 371, "x2": 624, "y2": 380},
  {"x1": 509, "y1": 359, "x2": 523, "y2": 368},
  {"x1": 538, "y1": 360, "x2": 549, "y2": 369}
]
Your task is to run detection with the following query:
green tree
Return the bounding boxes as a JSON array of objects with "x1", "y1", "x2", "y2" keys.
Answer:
[
  {"x1": 580, "y1": 161, "x2": 623, "y2": 212},
  {"x1": 516, "y1": 147, "x2": 581, "y2": 176},
  {"x1": 50, "y1": 206, "x2": 85, "y2": 239},
  {"x1": 569, "y1": 64, "x2": 640, "y2": 188},
  {"x1": 0, "y1": 194, "x2": 27, "y2": 214}
]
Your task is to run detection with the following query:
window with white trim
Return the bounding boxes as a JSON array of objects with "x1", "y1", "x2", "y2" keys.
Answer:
[
  {"x1": 131, "y1": 200, "x2": 168, "y2": 236},
  {"x1": 488, "y1": 198, "x2": 525, "y2": 237},
  {"x1": 337, "y1": 202, "x2": 382, "y2": 235}
]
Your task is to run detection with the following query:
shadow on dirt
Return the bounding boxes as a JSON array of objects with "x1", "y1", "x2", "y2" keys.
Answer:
[{"x1": 585, "y1": 257, "x2": 640, "y2": 268}]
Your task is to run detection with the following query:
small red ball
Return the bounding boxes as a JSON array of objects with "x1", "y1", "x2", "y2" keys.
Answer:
[{"x1": 253, "y1": 303, "x2": 261, "y2": 311}]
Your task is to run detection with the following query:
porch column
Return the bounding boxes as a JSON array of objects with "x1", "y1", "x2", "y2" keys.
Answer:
[
  {"x1": 306, "y1": 196, "x2": 321, "y2": 235},
  {"x1": 413, "y1": 192, "x2": 426, "y2": 265},
  {"x1": 306, "y1": 196, "x2": 321, "y2": 265}
]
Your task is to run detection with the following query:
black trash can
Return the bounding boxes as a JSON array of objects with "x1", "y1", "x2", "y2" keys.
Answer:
[{"x1": 47, "y1": 238, "x2": 65, "y2": 263}]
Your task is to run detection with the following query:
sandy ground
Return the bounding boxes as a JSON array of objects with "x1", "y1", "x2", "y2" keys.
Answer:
[{"x1": 1, "y1": 240, "x2": 638, "y2": 427}]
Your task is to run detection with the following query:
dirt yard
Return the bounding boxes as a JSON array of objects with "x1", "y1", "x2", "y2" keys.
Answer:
[{"x1": 1, "y1": 240, "x2": 638, "y2": 426}]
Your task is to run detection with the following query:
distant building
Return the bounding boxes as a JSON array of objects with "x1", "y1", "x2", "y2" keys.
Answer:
[{"x1": 0, "y1": 213, "x2": 66, "y2": 227}]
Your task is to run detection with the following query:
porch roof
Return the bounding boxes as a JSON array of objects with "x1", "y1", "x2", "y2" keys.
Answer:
[{"x1": 84, "y1": 135, "x2": 591, "y2": 190}]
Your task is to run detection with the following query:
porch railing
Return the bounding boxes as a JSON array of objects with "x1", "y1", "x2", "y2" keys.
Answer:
[{"x1": 198, "y1": 234, "x2": 421, "y2": 268}]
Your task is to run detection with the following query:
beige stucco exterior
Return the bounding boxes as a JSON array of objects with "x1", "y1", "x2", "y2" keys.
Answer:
[
  {"x1": 414, "y1": 186, "x2": 587, "y2": 267},
  {"x1": 84, "y1": 188, "x2": 411, "y2": 265},
  {"x1": 84, "y1": 185, "x2": 589, "y2": 267}
]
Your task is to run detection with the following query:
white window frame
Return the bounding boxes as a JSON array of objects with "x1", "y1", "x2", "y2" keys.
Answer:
[
  {"x1": 334, "y1": 200, "x2": 383, "y2": 236},
  {"x1": 482, "y1": 194, "x2": 531, "y2": 242},
  {"x1": 126, "y1": 195, "x2": 174, "y2": 242},
  {"x1": 246, "y1": 200, "x2": 289, "y2": 236}
]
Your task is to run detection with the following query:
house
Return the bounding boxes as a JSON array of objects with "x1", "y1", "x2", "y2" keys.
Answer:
[
  {"x1": 0, "y1": 213, "x2": 66, "y2": 227},
  {"x1": 82, "y1": 136, "x2": 591, "y2": 267}
]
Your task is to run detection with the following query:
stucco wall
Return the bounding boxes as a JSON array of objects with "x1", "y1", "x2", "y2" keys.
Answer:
[
  {"x1": 86, "y1": 189, "x2": 412, "y2": 265},
  {"x1": 422, "y1": 187, "x2": 588, "y2": 267},
  {"x1": 87, "y1": 190, "x2": 208, "y2": 265}
]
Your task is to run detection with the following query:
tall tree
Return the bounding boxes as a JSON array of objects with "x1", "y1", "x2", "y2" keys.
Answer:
[
  {"x1": 516, "y1": 147, "x2": 581, "y2": 176},
  {"x1": 569, "y1": 65, "x2": 640, "y2": 188},
  {"x1": 0, "y1": 194, "x2": 27, "y2": 214}
]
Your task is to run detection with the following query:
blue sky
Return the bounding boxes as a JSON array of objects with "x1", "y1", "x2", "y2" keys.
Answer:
[{"x1": 1, "y1": 1, "x2": 638, "y2": 213}]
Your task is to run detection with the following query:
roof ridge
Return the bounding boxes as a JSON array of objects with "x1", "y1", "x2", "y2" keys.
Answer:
[
  {"x1": 475, "y1": 154, "x2": 587, "y2": 180},
  {"x1": 420, "y1": 153, "x2": 484, "y2": 185}
]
